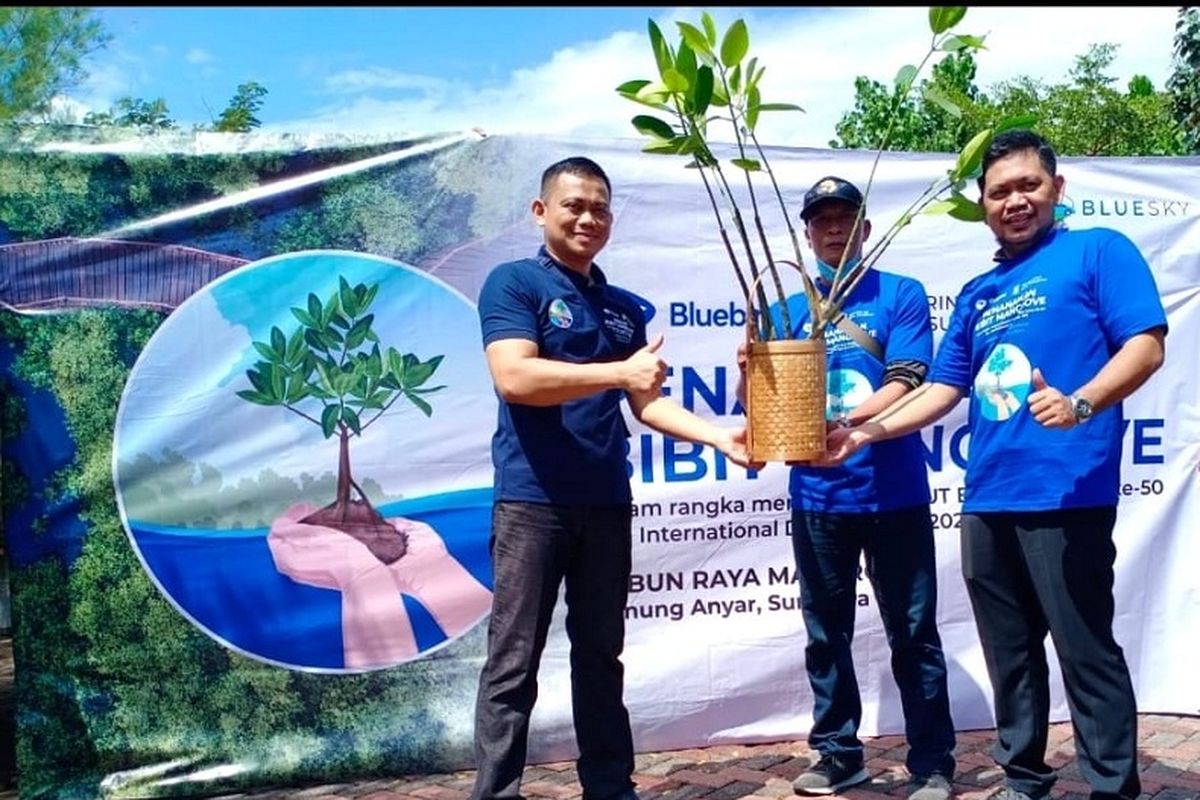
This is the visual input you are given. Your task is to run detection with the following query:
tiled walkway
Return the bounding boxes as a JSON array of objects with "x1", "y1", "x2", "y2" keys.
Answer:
[
  {"x1": 2, "y1": 635, "x2": 1197, "y2": 800},
  {"x1": 198, "y1": 715, "x2": 1200, "y2": 800}
]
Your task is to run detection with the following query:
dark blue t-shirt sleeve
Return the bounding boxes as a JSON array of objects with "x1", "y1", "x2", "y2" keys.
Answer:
[
  {"x1": 478, "y1": 263, "x2": 539, "y2": 348},
  {"x1": 886, "y1": 277, "x2": 934, "y2": 365},
  {"x1": 1092, "y1": 230, "x2": 1168, "y2": 348}
]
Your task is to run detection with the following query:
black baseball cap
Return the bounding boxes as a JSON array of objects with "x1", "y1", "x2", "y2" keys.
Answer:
[{"x1": 800, "y1": 176, "x2": 865, "y2": 221}]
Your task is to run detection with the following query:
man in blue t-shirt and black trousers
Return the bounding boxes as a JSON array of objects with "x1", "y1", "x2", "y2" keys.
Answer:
[
  {"x1": 823, "y1": 130, "x2": 1168, "y2": 800},
  {"x1": 739, "y1": 176, "x2": 957, "y2": 800},
  {"x1": 469, "y1": 156, "x2": 752, "y2": 800}
]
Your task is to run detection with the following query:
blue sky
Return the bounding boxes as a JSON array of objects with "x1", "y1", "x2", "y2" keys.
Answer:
[{"x1": 69, "y1": 6, "x2": 1181, "y2": 147}]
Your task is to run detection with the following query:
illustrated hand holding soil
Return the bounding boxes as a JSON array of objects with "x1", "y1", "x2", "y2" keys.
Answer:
[{"x1": 239, "y1": 275, "x2": 491, "y2": 668}]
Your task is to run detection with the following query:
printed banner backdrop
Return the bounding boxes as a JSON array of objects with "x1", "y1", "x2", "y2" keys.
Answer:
[{"x1": 1, "y1": 129, "x2": 1197, "y2": 798}]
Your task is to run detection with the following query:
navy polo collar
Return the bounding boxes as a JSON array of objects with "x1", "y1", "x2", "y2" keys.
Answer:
[{"x1": 537, "y1": 245, "x2": 607, "y2": 290}]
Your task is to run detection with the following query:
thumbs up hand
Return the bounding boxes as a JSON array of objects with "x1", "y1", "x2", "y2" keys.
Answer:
[
  {"x1": 623, "y1": 332, "x2": 668, "y2": 394},
  {"x1": 1026, "y1": 366, "x2": 1077, "y2": 428}
]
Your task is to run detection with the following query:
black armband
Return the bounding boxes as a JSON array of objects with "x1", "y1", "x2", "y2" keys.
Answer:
[{"x1": 882, "y1": 359, "x2": 928, "y2": 391}]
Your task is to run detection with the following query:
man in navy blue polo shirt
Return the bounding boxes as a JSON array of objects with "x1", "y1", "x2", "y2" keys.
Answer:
[
  {"x1": 823, "y1": 130, "x2": 1167, "y2": 800},
  {"x1": 469, "y1": 156, "x2": 752, "y2": 800}
]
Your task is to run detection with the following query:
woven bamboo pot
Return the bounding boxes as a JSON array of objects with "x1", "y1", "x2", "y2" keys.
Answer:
[{"x1": 745, "y1": 338, "x2": 827, "y2": 462}]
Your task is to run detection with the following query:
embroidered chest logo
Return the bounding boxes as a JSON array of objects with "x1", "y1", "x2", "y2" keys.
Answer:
[
  {"x1": 603, "y1": 308, "x2": 636, "y2": 344},
  {"x1": 548, "y1": 298, "x2": 574, "y2": 329}
]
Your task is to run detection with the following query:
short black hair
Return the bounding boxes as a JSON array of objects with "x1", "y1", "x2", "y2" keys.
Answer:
[
  {"x1": 540, "y1": 156, "x2": 612, "y2": 198},
  {"x1": 978, "y1": 129, "x2": 1058, "y2": 192}
]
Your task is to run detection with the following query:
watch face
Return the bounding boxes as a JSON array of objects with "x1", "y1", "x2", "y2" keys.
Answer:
[{"x1": 1073, "y1": 396, "x2": 1094, "y2": 419}]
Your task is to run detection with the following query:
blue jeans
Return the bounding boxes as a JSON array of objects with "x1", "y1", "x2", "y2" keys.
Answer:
[
  {"x1": 961, "y1": 507, "x2": 1139, "y2": 800},
  {"x1": 470, "y1": 501, "x2": 636, "y2": 800},
  {"x1": 792, "y1": 505, "x2": 956, "y2": 777}
]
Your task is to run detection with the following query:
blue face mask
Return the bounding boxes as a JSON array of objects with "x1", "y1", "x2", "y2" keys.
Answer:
[{"x1": 815, "y1": 255, "x2": 860, "y2": 283}]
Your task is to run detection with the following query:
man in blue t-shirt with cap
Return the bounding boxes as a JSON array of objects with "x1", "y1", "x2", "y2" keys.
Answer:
[
  {"x1": 470, "y1": 155, "x2": 752, "y2": 800},
  {"x1": 739, "y1": 175, "x2": 957, "y2": 800},
  {"x1": 822, "y1": 130, "x2": 1167, "y2": 800}
]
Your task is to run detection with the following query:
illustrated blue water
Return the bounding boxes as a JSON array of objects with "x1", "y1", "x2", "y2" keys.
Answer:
[{"x1": 129, "y1": 489, "x2": 493, "y2": 670}]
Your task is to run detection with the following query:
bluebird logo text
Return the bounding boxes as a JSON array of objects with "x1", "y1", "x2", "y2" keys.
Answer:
[{"x1": 669, "y1": 301, "x2": 747, "y2": 328}]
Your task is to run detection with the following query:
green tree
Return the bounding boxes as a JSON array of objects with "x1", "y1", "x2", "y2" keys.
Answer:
[
  {"x1": 832, "y1": 50, "x2": 990, "y2": 152},
  {"x1": 237, "y1": 277, "x2": 445, "y2": 564},
  {"x1": 0, "y1": 7, "x2": 109, "y2": 121},
  {"x1": 1015, "y1": 43, "x2": 1183, "y2": 155},
  {"x1": 833, "y1": 42, "x2": 1188, "y2": 156},
  {"x1": 83, "y1": 95, "x2": 177, "y2": 130},
  {"x1": 1168, "y1": 6, "x2": 1200, "y2": 151},
  {"x1": 213, "y1": 80, "x2": 268, "y2": 132}
]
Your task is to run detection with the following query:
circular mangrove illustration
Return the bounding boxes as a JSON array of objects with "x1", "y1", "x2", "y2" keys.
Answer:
[
  {"x1": 972, "y1": 342, "x2": 1033, "y2": 422},
  {"x1": 113, "y1": 250, "x2": 496, "y2": 672},
  {"x1": 826, "y1": 368, "x2": 873, "y2": 420}
]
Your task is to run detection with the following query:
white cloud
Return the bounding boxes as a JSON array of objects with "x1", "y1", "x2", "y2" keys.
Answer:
[
  {"x1": 323, "y1": 67, "x2": 449, "y2": 94},
  {"x1": 263, "y1": 6, "x2": 1181, "y2": 147},
  {"x1": 185, "y1": 47, "x2": 214, "y2": 65}
]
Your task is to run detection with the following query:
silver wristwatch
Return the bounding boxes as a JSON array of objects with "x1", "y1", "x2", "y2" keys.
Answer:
[{"x1": 1069, "y1": 394, "x2": 1094, "y2": 423}]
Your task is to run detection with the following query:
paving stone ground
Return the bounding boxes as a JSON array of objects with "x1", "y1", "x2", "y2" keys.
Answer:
[{"x1": 1, "y1": 635, "x2": 1196, "y2": 800}]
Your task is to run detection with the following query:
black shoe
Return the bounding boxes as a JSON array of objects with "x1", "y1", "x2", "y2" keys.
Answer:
[{"x1": 792, "y1": 755, "x2": 869, "y2": 795}]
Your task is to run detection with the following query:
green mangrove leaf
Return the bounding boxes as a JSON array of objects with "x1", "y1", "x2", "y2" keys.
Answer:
[
  {"x1": 894, "y1": 64, "x2": 918, "y2": 93},
  {"x1": 406, "y1": 391, "x2": 434, "y2": 417},
  {"x1": 994, "y1": 113, "x2": 1039, "y2": 134},
  {"x1": 939, "y1": 34, "x2": 968, "y2": 52},
  {"x1": 285, "y1": 376, "x2": 310, "y2": 404},
  {"x1": 745, "y1": 85, "x2": 761, "y2": 130},
  {"x1": 955, "y1": 127, "x2": 993, "y2": 180},
  {"x1": 677, "y1": 22, "x2": 712, "y2": 58},
  {"x1": 946, "y1": 191, "x2": 985, "y2": 221},
  {"x1": 635, "y1": 81, "x2": 672, "y2": 105},
  {"x1": 929, "y1": 6, "x2": 967, "y2": 35},
  {"x1": 663, "y1": 68, "x2": 689, "y2": 93},
  {"x1": 750, "y1": 102, "x2": 804, "y2": 113},
  {"x1": 341, "y1": 406, "x2": 362, "y2": 435},
  {"x1": 632, "y1": 114, "x2": 675, "y2": 139},
  {"x1": 923, "y1": 199, "x2": 957, "y2": 215},
  {"x1": 921, "y1": 85, "x2": 962, "y2": 117},
  {"x1": 286, "y1": 327, "x2": 306, "y2": 365},
  {"x1": 361, "y1": 283, "x2": 378, "y2": 311},
  {"x1": 701, "y1": 12, "x2": 718, "y2": 46},
  {"x1": 338, "y1": 276, "x2": 358, "y2": 318},
  {"x1": 709, "y1": 81, "x2": 729, "y2": 107},
  {"x1": 674, "y1": 43, "x2": 697, "y2": 84},
  {"x1": 616, "y1": 79, "x2": 651, "y2": 96},
  {"x1": 253, "y1": 341, "x2": 281, "y2": 363},
  {"x1": 642, "y1": 137, "x2": 689, "y2": 155},
  {"x1": 320, "y1": 405, "x2": 340, "y2": 438},
  {"x1": 290, "y1": 306, "x2": 318, "y2": 329},
  {"x1": 235, "y1": 389, "x2": 276, "y2": 406},
  {"x1": 649, "y1": 19, "x2": 674, "y2": 78},
  {"x1": 953, "y1": 33, "x2": 987, "y2": 51},
  {"x1": 692, "y1": 65, "x2": 714, "y2": 115},
  {"x1": 720, "y1": 19, "x2": 748, "y2": 68}
]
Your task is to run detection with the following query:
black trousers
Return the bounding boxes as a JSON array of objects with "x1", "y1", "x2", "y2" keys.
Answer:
[
  {"x1": 960, "y1": 507, "x2": 1139, "y2": 800},
  {"x1": 470, "y1": 501, "x2": 635, "y2": 800}
]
